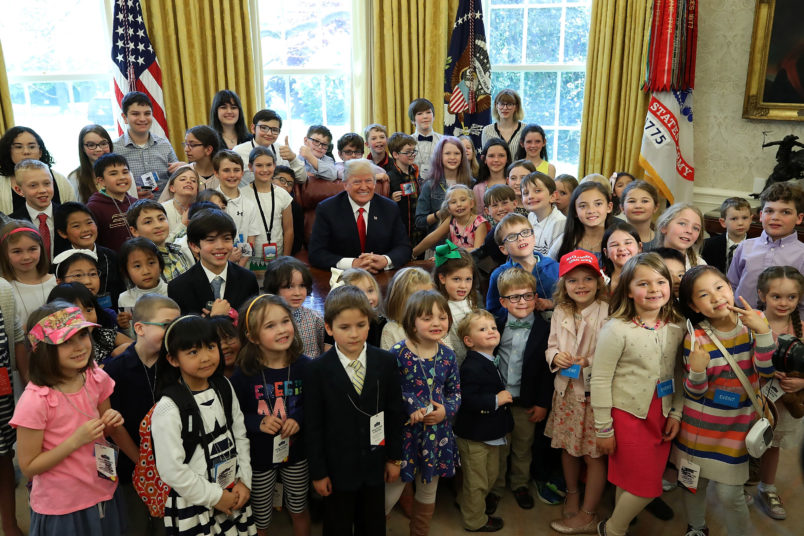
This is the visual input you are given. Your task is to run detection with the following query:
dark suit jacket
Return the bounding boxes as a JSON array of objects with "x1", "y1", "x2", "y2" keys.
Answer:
[
  {"x1": 454, "y1": 350, "x2": 514, "y2": 442},
  {"x1": 167, "y1": 261, "x2": 258, "y2": 315},
  {"x1": 701, "y1": 232, "x2": 727, "y2": 273},
  {"x1": 307, "y1": 191, "x2": 412, "y2": 269},
  {"x1": 304, "y1": 344, "x2": 404, "y2": 491},
  {"x1": 494, "y1": 312, "x2": 554, "y2": 409},
  {"x1": 11, "y1": 202, "x2": 70, "y2": 258}
]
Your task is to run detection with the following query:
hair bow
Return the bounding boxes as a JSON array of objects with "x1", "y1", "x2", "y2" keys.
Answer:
[{"x1": 434, "y1": 240, "x2": 462, "y2": 267}]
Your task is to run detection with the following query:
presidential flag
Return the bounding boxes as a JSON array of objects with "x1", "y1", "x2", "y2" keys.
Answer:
[
  {"x1": 443, "y1": 0, "x2": 491, "y2": 147},
  {"x1": 111, "y1": 0, "x2": 169, "y2": 139}
]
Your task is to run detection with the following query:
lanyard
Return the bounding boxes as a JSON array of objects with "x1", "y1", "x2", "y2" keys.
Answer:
[
  {"x1": 55, "y1": 373, "x2": 97, "y2": 420},
  {"x1": 251, "y1": 183, "x2": 275, "y2": 243}
]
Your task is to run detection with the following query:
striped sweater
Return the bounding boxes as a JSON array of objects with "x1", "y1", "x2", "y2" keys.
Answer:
[{"x1": 670, "y1": 319, "x2": 775, "y2": 485}]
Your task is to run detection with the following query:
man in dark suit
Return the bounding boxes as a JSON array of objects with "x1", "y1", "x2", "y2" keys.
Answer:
[
  {"x1": 308, "y1": 159, "x2": 411, "y2": 273},
  {"x1": 167, "y1": 208, "x2": 258, "y2": 315}
]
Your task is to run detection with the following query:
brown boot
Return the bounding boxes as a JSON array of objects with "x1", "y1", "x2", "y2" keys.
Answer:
[
  {"x1": 398, "y1": 482, "x2": 414, "y2": 518},
  {"x1": 410, "y1": 500, "x2": 436, "y2": 536}
]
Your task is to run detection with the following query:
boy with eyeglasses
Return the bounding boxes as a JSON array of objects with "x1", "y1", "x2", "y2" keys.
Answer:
[
  {"x1": 299, "y1": 125, "x2": 337, "y2": 181},
  {"x1": 234, "y1": 109, "x2": 306, "y2": 185},
  {"x1": 486, "y1": 213, "x2": 559, "y2": 318},
  {"x1": 386, "y1": 132, "x2": 420, "y2": 244}
]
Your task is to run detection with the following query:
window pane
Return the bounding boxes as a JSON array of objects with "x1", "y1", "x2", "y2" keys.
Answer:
[
  {"x1": 290, "y1": 75, "x2": 323, "y2": 126},
  {"x1": 491, "y1": 0, "x2": 520, "y2": 5},
  {"x1": 556, "y1": 129, "x2": 581, "y2": 167},
  {"x1": 558, "y1": 71, "x2": 585, "y2": 127},
  {"x1": 526, "y1": 8, "x2": 561, "y2": 64},
  {"x1": 324, "y1": 75, "x2": 348, "y2": 126},
  {"x1": 491, "y1": 71, "x2": 523, "y2": 97},
  {"x1": 564, "y1": 6, "x2": 591, "y2": 63},
  {"x1": 264, "y1": 76, "x2": 289, "y2": 119},
  {"x1": 523, "y1": 72, "x2": 557, "y2": 126},
  {"x1": 489, "y1": 8, "x2": 524, "y2": 64},
  {"x1": 544, "y1": 129, "x2": 557, "y2": 163}
]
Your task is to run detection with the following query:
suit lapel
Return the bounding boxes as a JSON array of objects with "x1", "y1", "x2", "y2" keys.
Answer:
[
  {"x1": 339, "y1": 192, "x2": 363, "y2": 254},
  {"x1": 192, "y1": 263, "x2": 214, "y2": 307},
  {"x1": 359, "y1": 348, "x2": 381, "y2": 408}
]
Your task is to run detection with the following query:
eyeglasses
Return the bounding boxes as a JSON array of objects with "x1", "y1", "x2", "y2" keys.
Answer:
[
  {"x1": 307, "y1": 137, "x2": 329, "y2": 150},
  {"x1": 257, "y1": 124, "x2": 281, "y2": 135},
  {"x1": 399, "y1": 150, "x2": 418, "y2": 157},
  {"x1": 83, "y1": 140, "x2": 110, "y2": 150},
  {"x1": 11, "y1": 143, "x2": 39, "y2": 152},
  {"x1": 183, "y1": 141, "x2": 204, "y2": 149},
  {"x1": 497, "y1": 102, "x2": 516, "y2": 109},
  {"x1": 139, "y1": 321, "x2": 172, "y2": 328},
  {"x1": 341, "y1": 150, "x2": 363, "y2": 157},
  {"x1": 274, "y1": 176, "x2": 293, "y2": 186},
  {"x1": 501, "y1": 292, "x2": 535, "y2": 303},
  {"x1": 64, "y1": 271, "x2": 100, "y2": 280},
  {"x1": 502, "y1": 228, "x2": 534, "y2": 243}
]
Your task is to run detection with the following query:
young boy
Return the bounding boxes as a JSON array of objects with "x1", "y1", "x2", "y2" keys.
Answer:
[
  {"x1": 454, "y1": 310, "x2": 513, "y2": 532},
  {"x1": 728, "y1": 182, "x2": 804, "y2": 312},
  {"x1": 486, "y1": 213, "x2": 559, "y2": 317},
  {"x1": 233, "y1": 108, "x2": 306, "y2": 184},
  {"x1": 364, "y1": 124, "x2": 394, "y2": 171},
  {"x1": 212, "y1": 150, "x2": 260, "y2": 247},
  {"x1": 103, "y1": 293, "x2": 180, "y2": 536},
  {"x1": 54, "y1": 201, "x2": 123, "y2": 309},
  {"x1": 86, "y1": 153, "x2": 137, "y2": 251},
  {"x1": 305, "y1": 285, "x2": 404, "y2": 535},
  {"x1": 273, "y1": 164, "x2": 304, "y2": 255},
  {"x1": 113, "y1": 91, "x2": 179, "y2": 196},
  {"x1": 126, "y1": 199, "x2": 193, "y2": 281},
  {"x1": 472, "y1": 185, "x2": 519, "y2": 278},
  {"x1": 167, "y1": 208, "x2": 259, "y2": 315},
  {"x1": 299, "y1": 125, "x2": 337, "y2": 181},
  {"x1": 387, "y1": 132, "x2": 420, "y2": 242},
  {"x1": 522, "y1": 172, "x2": 566, "y2": 259},
  {"x1": 409, "y1": 99, "x2": 443, "y2": 181},
  {"x1": 490, "y1": 268, "x2": 553, "y2": 510},
  {"x1": 654, "y1": 247, "x2": 687, "y2": 298},
  {"x1": 10, "y1": 159, "x2": 69, "y2": 259},
  {"x1": 701, "y1": 196, "x2": 752, "y2": 273}
]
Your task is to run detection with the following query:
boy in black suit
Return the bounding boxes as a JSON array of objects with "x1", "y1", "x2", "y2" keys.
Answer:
[
  {"x1": 455, "y1": 310, "x2": 514, "y2": 533},
  {"x1": 305, "y1": 285, "x2": 404, "y2": 535},
  {"x1": 491, "y1": 267, "x2": 555, "y2": 510},
  {"x1": 167, "y1": 208, "x2": 259, "y2": 315},
  {"x1": 701, "y1": 197, "x2": 751, "y2": 273}
]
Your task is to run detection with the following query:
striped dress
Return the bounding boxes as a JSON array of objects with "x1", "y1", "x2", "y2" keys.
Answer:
[
  {"x1": 670, "y1": 319, "x2": 775, "y2": 485},
  {"x1": 0, "y1": 306, "x2": 13, "y2": 456}
]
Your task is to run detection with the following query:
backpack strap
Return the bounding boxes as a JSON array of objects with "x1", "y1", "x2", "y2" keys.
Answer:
[
  {"x1": 161, "y1": 383, "x2": 204, "y2": 465},
  {"x1": 209, "y1": 375, "x2": 235, "y2": 430}
]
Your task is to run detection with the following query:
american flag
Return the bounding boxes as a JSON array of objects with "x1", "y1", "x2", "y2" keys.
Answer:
[{"x1": 111, "y1": 0, "x2": 169, "y2": 138}]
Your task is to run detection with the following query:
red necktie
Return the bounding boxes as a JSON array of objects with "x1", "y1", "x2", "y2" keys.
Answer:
[
  {"x1": 37, "y1": 213, "x2": 50, "y2": 261},
  {"x1": 357, "y1": 207, "x2": 366, "y2": 253}
]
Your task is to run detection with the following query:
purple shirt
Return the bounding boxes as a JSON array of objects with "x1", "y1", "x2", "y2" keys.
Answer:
[{"x1": 727, "y1": 230, "x2": 804, "y2": 314}]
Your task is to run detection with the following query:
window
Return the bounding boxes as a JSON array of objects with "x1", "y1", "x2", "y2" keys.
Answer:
[
  {"x1": 486, "y1": 0, "x2": 591, "y2": 175},
  {"x1": 0, "y1": 0, "x2": 113, "y2": 175},
  {"x1": 257, "y1": 0, "x2": 353, "y2": 150}
]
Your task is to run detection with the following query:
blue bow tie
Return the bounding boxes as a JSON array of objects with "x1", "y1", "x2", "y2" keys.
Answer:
[
  {"x1": 508, "y1": 320, "x2": 532, "y2": 330},
  {"x1": 418, "y1": 135, "x2": 433, "y2": 142}
]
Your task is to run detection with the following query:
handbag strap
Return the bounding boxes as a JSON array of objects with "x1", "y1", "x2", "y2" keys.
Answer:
[{"x1": 699, "y1": 321, "x2": 766, "y2": 418}]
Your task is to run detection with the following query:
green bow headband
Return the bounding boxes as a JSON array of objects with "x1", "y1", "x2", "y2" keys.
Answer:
[{"x1": 434, "y1": 239, "x2": 462, "y2": 267}]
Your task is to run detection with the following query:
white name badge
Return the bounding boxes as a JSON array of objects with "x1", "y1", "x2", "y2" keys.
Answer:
[
  {"x1": 273, "y1": 435, "x2": 290, "y2": 464},
  {"x1": 761, "y1": 378, "x2": 784, "y2": 403},
  {"x1": 214, "y1": 458, "x2": 237, "y2": 490},
  {"x1": 94, "y1": 442, "x2": 118, "y2": 481},
  {"x1": 370, "y1": 411, "x2": 385, "y2": 446},
  {"x1": 678, "y1": 458, "x2": 700, "y2": 493}
]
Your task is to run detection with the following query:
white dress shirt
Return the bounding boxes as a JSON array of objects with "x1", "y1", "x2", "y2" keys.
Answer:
[{"x1": 26, "y1": 203, "x2": 55, "y2": 258}]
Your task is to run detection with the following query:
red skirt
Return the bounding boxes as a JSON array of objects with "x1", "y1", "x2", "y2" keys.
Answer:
[{"x1": 608, "y1": 393, "x2": 671, "y2": 498}]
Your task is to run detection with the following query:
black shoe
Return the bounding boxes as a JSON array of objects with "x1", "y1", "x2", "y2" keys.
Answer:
[
  {"x1": 513, "y1": 486, "x2": 534, "y2": 509},
  {"x1": 645, "y1": 497, "x2": 674, "y2": 520},
  {"x1": 466, "y1": 516, "x2": 504, "y2": 532},
  {"x1": 485, "y1": 493, "x2": 501, "y2": 515}
]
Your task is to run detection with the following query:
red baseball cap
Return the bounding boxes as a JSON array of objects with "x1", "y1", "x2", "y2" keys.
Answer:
[{"x1": 559, "y1": 250, "x2": 601, "y2": 278}]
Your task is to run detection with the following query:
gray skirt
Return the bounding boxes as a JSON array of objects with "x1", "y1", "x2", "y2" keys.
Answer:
[{"x1": 29, "y1": 486, "x2": 125, "y2": 536}]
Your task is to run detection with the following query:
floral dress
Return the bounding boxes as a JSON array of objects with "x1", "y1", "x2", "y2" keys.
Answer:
[
  {"x1": 390, "y1": 341, "x2": 461, "y2": 483},
  {"x1": 450, "y1": 215, "x2": 488, "y2": 249}
]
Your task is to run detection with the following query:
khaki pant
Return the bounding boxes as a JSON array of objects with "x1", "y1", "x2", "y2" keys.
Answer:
[
  {"x1": 493, "y1": 405, "x2": 535, "y2": 493},
  {"x1": 456, "y1": 437, "x2": 503, "y2": 530}
]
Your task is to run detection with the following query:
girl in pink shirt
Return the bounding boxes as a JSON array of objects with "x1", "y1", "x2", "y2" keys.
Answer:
[{"x1": 10, "y1": 302, "x2": 126, "y2": 535}]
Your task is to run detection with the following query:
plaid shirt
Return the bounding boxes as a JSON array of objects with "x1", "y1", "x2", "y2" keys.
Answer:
[
  {"x1": 292, "y1": 306, "x2": 325, "y2": 358},
  {"x1": 114, "y1": 131, "x2": 178, "y2": 192},
  {"x1": 159, "y1": 243, "x2": 193, "y2": 281}
]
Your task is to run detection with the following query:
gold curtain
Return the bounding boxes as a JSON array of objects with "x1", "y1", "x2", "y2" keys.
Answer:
[
  {"x1": 578, "y1": 0, "x2": 652, "y2": 178},
  {"x1": 141, "y1": 0, "x2": 257, "y2": 156},
  {"x1": 0, "y1": 40, "x2": 14, "y2": 132},
  {"x1": 371, "y1": 0, "x2": 460, "y2": 135}
]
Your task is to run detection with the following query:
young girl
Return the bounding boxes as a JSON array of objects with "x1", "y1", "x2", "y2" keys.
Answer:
[
  {"x1": 609, "y1": 172, "x2": 636, "y2": 218},
  {"x1": 414, "y1": 137, "x2": 473, "y2": 236},
  {"x1": 10, "y1": 302, "x2": 126, "y2": 534},
  {"x1": 545, "y1": 251, "x2": 609, "y2": 534},
  {"x1": 385, "y1": 290, "x2": 461, "y2": 534},
  {"x1": 515, "y1": 124, "x2": 556, "y2": 179},
  {"x1": 412, "y1": 185, "x2": 488, "y2": 257},
  {"x1": 556, "y1": 181, "x2": 614, "y2": 263},
  {"x1": 0, "y1": 223, "x2": 57, "y2": 329},
  {"x1": 473, "y1": 138, "x2": 512, "y2": 216},
  {"x1": 263, "y1": 256, "x2": 326, "y2": 358},
  {"x1": 481, "y1": 89, "x2": 525, "y2": 157},
  {"x1": 334, "y1": 268, "x2": 386, "y2": 347},
  {"x1": 152, "y1": 315, "x2": 255, "y2": 535},
  {"x1": 210, "y1": 314, "x2": 241, "y2": 379},
  {"x1": 118, "y1": 238, "x2": 168, "y2": 309},
  {"x1": 590, "y1": 253, "x2": 684, "y2": 536},
  {"x1": 54, "y1": 249, "x2": 124, "y2": 331},
  {"x1": 602, "y1": 221, "x2": 643, "y2": 291},
  {"x1": 162, "y1": 166, "x2": 200, "y2": 242},
  {"x1": 459, "y1": 135, "x2": 480, "y2": 178},
  {"x1": 242, "y1": 147, "x2": 293, "y2": 257},
  {"x1": 48, "y1": 283, "x2": 132, "y2": 365},
  {"x1": 432, "y1": 242, "x2": 479, "y2": 365},
  {"x1": 621, "y1": 180, "x2": 660, "y2": 251},
  {"x1": 381, "y1": 267, "x2": 434, "y2": 351},
  {"x1": 656, "y1": 203, "x2": 706, "y2": 269},
  {"x1": 69, "y1": 125, "x2": 113, "y2": 203},
  {"x1": 209, "y1": 90, "x2": 251, "y2": 150},
  {"x1": 184, "y1": 125, "x2": 221, "y2": 187},
  {"x1": 506, "y1": 159, "x2": 537, "y2": 216},
  {"x1": 754, "y1": 266, "x2": 804, "y2": 521},
  {"x1": 230, "y1": 295, "x2": 311, "y2": 536},
  {"x1": 672, "y1": 266, "x2": 775, "y2": 536},
  {"x1": 554, "y1": 174, "x2": 578, "y2": 216}
]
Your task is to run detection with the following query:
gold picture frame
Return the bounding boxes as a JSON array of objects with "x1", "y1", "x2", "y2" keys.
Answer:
[{"x1": 742, "y1": 0, "x2": 804, "y2": 122}]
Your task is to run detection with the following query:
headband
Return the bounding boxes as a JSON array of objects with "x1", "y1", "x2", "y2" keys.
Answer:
[
  {"x1": 163, "y1": 315, "x2": 198, "y2": 353},
  {"x1": 27, "y1": 306, "x2": 99, "y2": 351},
  {"x1": 244, "y1": 294, "x2": 268, "y2": 336},
  {"x1": 1, "y1": 226, "x2": 39, "y2": 243},
  {"x1": 434, "y1": 239, "x2": 462, "y2": 267},
  {"x1": 53, "y1": 248, "x2": 98, "y2": 267}
]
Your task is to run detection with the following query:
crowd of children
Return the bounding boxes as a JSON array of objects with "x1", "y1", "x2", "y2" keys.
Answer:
[{"x1": 0, "y1": 86, "x2": 802, "y2": 536}]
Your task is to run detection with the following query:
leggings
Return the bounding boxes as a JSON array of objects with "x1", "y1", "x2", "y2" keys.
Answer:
[
  {"x1": 683, "y1": 477, "x2": 749, "y2": 536},
  {"x1": 251, "y1": 460, "x2": 309, "y2": 529},
  {"x1": 384, "y1": 474, "x2": 439, "y2": 514}
]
